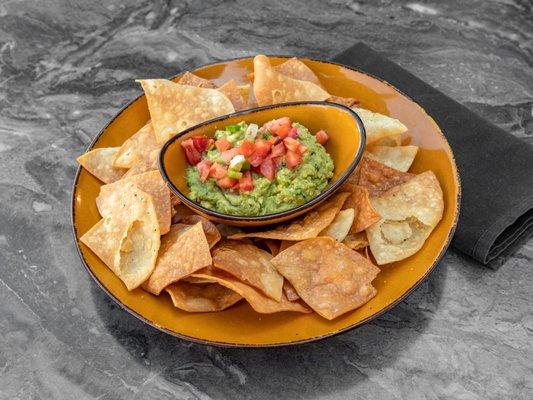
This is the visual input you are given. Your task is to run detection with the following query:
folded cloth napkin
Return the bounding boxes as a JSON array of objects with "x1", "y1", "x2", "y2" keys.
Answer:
[{"x1": 333, "y1": 43, "x2": 533, "y2": 264}]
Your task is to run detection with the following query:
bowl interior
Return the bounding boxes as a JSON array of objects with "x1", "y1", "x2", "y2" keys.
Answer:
[
  {"x1": 72, "y1": 56, "x2": 460, "y2": 347},
  {"x1": 161, "y1": 103, "x2": 363, "y2": 223}
]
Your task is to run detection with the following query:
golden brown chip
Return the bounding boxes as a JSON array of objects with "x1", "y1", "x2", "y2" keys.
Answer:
[
  {"x1": 271, "y1": 237, "x2": 380, "y2": 320},
  {"x1": 178, "y1": 214, "x2": 221, "y2": 248},
  {"x1": 177, "y1": 71, "x2": 217, "y2": 88},
  {"x1": 264, "y1": 239, "x2": 281, "y2": 256},
  {"x1": 351, "y1": 107, "x2": 407, "y2": 146},
  {"x1": 96, "y1": 170, "x2": 171, "y2": 234},
  {"x1": 282, "y1": 280, "x2": 300, "y2": 301},
  {"x1": 342, "y1": 232, "x2": 369, "y2": 251},
  {"x1": 123, "y1": 149, "x2": 159, "y2": 178},
  {"x1": 77, "y1": 147, "x2": 126, "y2": 183},
  {"x1": 371, "y1": 133, "x2": 402, "y2": 147},
  {"x1": 253, "y1": 55, "x2": 329, "y2": 106},
  {"x1": 165, "y1": 281, "x2": 242, "y2": 312},
  {"x1": 237, "y1": 84, "x2": 251, "y2": 104},
  {"x1": 112, "y1": 122, "x2": 159, "y2": 169},
  {"x1": 138, "y1": 79, "x2": 234, "y2": 144},
  {"x1": 229, "y1": 192, "x2": 350, "y2": 241},
  {"x1": 358, "y1": 156, "x2": 414, "y2": 197},
  {"x1": 143, "y1": 222, "x2": 212, "y2": 295},
  {"x1": 192, "y1": 270, "x2": 311, "y2": 314},
  {"x1": 80, "y1": 183, "x2": 160, "y2": 290},
  {"x1": 319, "y1": 208, "x2": 355, "y2": 241},
  {"x1": 342, "y1": 185, "x2": 381, "y2": 234},
  {"x1": 217, "y1": 79, "x2": 248, "y2": 111},
  {"x1": 274, "y1": 57, "x2": 324, "y2": 87},
  {"x1": 212, "y1": 241, "x2": 283, "y2": 301},
  {"x1": 366, "y1": 145, "x2": 418, "y2": 172},
  {"x1": 366, "y1": 171, "x2": 444, "y2": 265}
]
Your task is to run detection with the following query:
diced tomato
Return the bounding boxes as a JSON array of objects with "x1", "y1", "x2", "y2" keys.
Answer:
[
  {"x1": 288, "y1": 127, "x2": 299, "y2": 139},
  {"x1": 248, "y1": 140, "x2": 271, "y2": 167},
  {"x1": 285, "y1": 150, "x2": 302, "y2": 169},
  {"x1": 271, "y1": 156, "x2": 282, "y2": 168},
  {"x1": 259, "y1": 157, "x2": 276, "y2": 180},
  {"x1": 271, "y1": 142, "x2": 286, "y2": 157},
  {"x1": 220, "y1": 148, "x2": 239, "y2": 164},
  {"x1": 263, "y1": 117, "x2": 292, "y2": 138},
  {"x1": 239, "y1": 171, "x2": 254, "y2": 192},
  {"x1": 216, "y1": 176, "x2": 238, "y2": 189},
  {"x1": 283, "y1": 137, "x2": 300, "y2": 152},
  {"x1": 267, "y1": 135, "x2": 279, "y2": 145},
  {"x1": 197, "y1": 159, "x2": 212, "y2": 182},
  {"x1": 181, "y1": 138, "x2": 202, "y2": 165},
  {"x1": 215, "y1": 137, "x2": 232, "y2": 152},
  {"x1": 299, "y1": 144, "x2": 308, "y2": 154},
  {"x1": 191, "y1": 135, "x2": 212, "y2": 153},
  {"x1": 209, "y1": 163, "x2": 227, "y2": 179},
  {"x1": 238, "y1": 140, "x2": 255, "y2": 157},
  {"x1": 315, "y1": 130, "x2": 329, "y2": 145}
]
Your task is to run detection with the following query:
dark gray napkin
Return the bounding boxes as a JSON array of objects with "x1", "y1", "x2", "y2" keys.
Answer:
[{"x1": 332, "y1": 43, "x2": 533, "y2": 264}]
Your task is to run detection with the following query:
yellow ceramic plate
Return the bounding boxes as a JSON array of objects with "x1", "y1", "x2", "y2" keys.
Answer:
[{"x1": 71, "y1": 56, "x2": 460, "y2": 347}]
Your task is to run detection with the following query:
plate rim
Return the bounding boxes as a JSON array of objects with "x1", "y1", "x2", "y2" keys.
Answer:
[{"x1": 70, "y1": 54, "x2": 462, "y2": 348}]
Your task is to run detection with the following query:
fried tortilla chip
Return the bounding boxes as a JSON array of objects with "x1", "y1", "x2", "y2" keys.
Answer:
[
  {"x1": 366, "y1": 171, "x2": 444, "y2": 265},
  {"x1": 358, "y1": 156, "x2": 415, "y2": 197},
  {"x1": 177, "y1": 71, "x2": 217, "y2": 88},
  {"x1": 138, "y1": 79, "x2": 235, "y2": 144},
  {"x1": 319, "y1": 208, "x2": 355, "y2": 242},
  {"x1": 366, "y1": 145, "x2": 418, "y2": 172},
  {"x1": 165, "y1": 281, "x2": 242, "y2": 312},
  {"x1": 143, "y1": 222, "x2": 212, "y2": 295},
  {"x1": 343, "y1": 232, "x2": 369, "y2": 251},
  {"x1": 253, "y1": 55, "x2": 330, "y2": 106},
  {"x1": 237, "y1": 84, "x2": 251, "y2": 104},
  {"x1": 372, "y1": 133, "x2": 402, "y2": 147},
  {"x1": 342, "y1": 185, "x2": 381, "y2": 233},
  {"x1": 352, "y1": 107, "x2": 407, "y2": 146},
  {"x1": 123, "y1": 149, "x2": 159, "y2": 178},
  {"x1": 212, "y1": 241, "x2": 283, "y2": 301},
  {"x1": 274, "y1": 57, "x2": 324, "y2": 87},
  {"x1": 80, "y1": 183, "x2": 160, "y2": 290},
  {"x1": 217, "y1": 79, "x2": 248, "y2": 111},
  {"x1": 272, "y1": 237, "x2": 379, "y2": 320},
  {"x1": 192, "y1": 270, "x2": 311, "y2": 314},
  {"x1": 229, "y1": 192, "x2": 350, "y2": 241},
  {"x1": 96, "y1": 170, "x2": 171, "y2": 234},
  {"x1": 178, "y1": 214, "x2": 221, "y2": 248},
  {"x1": 264, "y1": 239, "x2": 281, "y2": 256},
  {"x1": 283, "y1": 280, "x2": 300, "y2": 301},
  {"x1": 77, "y1": 147, "x2": 126, "y2": 183},
  {"x1": 112, "y1": 122, "x2": 159, "y2": 169}
]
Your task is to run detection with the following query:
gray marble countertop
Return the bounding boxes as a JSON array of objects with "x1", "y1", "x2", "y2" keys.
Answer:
[{"x1": 1, "y1": 0, "x2": 532, "y2": 399}]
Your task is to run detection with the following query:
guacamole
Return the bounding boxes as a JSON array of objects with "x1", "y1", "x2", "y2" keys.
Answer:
[{"x1": 180, "y1": 117, "x2": 333, "y2": 216}]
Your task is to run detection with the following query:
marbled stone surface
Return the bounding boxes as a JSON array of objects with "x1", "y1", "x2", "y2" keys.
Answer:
[{"x1": 0, "y1": 0, "x2": 532, "y2": 399}]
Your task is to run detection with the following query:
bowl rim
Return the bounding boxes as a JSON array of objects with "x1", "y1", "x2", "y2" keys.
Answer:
[
  {"x1": 158, "y1": 101, "x2": 366, "y2": 222},
  {"x1": 70, "y1": 54, "x2": 461, "y2": 348}
]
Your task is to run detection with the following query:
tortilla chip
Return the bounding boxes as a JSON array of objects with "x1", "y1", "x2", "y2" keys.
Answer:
[
  {"x1": 138, "y1": 79, "x2": 235, "y2": 144},
  {"x1": 358, "y1": 156, "x2": 415, "y2": 197},
  {"x1": 217, "y1": 79, "x2": 248, "y2": 111},
  {"x1": 80, "y1": 183, "x2": 160, "y2": 290},
  {"x1": 177, "y1": 71, "x2": 217, "y2": 88},
  {"x1": 343, "y1": 232, "x2": 369, "y2": 251},
  {"x1": 271, "y1": 237, "x2": 379, "y2": 320},
  {"x1": 319, "y1": 208, "x2": 355, "y2": 242},
  {"x1": 96, "y1": 170, "x2": 171, "y2": 234},
  {"x1": 165, "y1": 281, "x2": 241, "y2": 312},
  {"x1": 212, "y1": 241, "x2": 283, "y2": 301},
  {"x1": 77, "y1": 147, "x2": 126, "y2": 183},
  {"x1": 192, "y1": 270, "x2": 311, "y2": 314},
  {"x1": 123, "y1": 149, "x2": 159, "y2": 178},
  {"x1": 372, "y1": 133, "x2": 402, "y2": 147},
  {"x1": 112, "y1": 122, "x2": 159, "y2": 169},
  {"x1": 352, "y1": 107, "x2": 407, "y2": 146},
  {"x1": 327, "y1": 95, "x2": 359, "y2": 108},
  {"x1": 264, "y1": 239, "x2": 281, "y2": 256},
  {"x1": 366, "y1": 171, "x2": 444, "y2": 265},
  {"x1": 274, "y1": 57, "x2": 323, "y2": 87},
  {"x1": 283, "y1": 280, "x2": 300, "y2": 301},
  {"x1": 342, "y1": 185, "x2": 381, "y2": 233},
  {"x1": 366, "y1": 145, "x2": 418, "y2": 172},
  {"x1": 253, "y1": 55, "x2": 330, "y2": 106},
  {"x1": 229, "y1": 192, "x2": 350, "y2": 241},
  {"x1": 237, "y1": 84, "x2": 251, "y2": 104},
  {"x1": 143, "y1": 222, "x2": 212, "y2": 295},
  {"x1": 178, "y1": 214, "x2": 221, "y2": 248}
]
